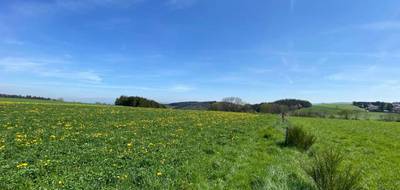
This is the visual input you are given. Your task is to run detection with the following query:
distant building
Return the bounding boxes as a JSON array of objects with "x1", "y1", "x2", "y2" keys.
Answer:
[
  {"x1": 393, "y1": 102, "x2": 400, "y2": 113},
  {"x1": 367, "y1": 104, "x2": 379, "y2": 112}
]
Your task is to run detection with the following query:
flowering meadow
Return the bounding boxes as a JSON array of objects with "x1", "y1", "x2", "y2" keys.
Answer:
[{"x1": 0, "y1": 99, "x2": 399, "y2": 189}]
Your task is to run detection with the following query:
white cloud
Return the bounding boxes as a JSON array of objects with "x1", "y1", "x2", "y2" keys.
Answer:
[
  {"x1": 269, "y1": 50, "x2": 400, "y2": 59},
  {"x1": 54, "y1": 0, "x2": 145, "y2": 10},
  {"x1": 2, "y1": 38, "x2": 25, "y2": 45},
  {"x1": 169, "y1": 84, "x2": 194, "y2": 92},
  {"x1": 166, "y1": 0, "x2": 197, "y2": 9},
  {"x1": 0, "y1": 57, "x2": 102, "y2": 83},
  {"x1": 0, "y1": 57, "x2": 42, "y2": 72},
  {"x1": 76, "y1": 71, "x2": 103, "y2": 82},
  {"x1": 360, "y1": 21, "x2": 400, "y2": 31},
  {"x1": 290, "y1": 0, "x2": 296, "y2": 12},
  {"x1": 326, "y1": 64, "x2": 398, "y2": 83},
  {"x1": 9, "y1": 0, "x2": 144, "y2": 16},
  {"x1": 248, "y1": 68, "x2": 272, "y2": 74},
  {"x1": 325, "y1": 21, "x2": 400, "y2": 34}
]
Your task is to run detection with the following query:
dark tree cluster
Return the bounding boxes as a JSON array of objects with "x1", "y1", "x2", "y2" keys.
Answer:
[
  {"x1": 123, "y1": 96, "x2": 312, "y2": 114},
  {"x1": 254, "y1": 103, "x2": 289, "y2": 114},
  {"x1": 115, "y1": 96, "x2": 166, "y2": 108},
  {"x1": 353, "y1": 101, "x2": 393, "y2": 112},
  {"x1": 273, "y1": 99, "x2": 312, "y2": 109},
  {"x1": 253, "y1": 99, "x2": 312, "y2": 114},
  {"x1": 209, "y1": 102, "x2": 254, "y2": 113},
  {"x1": 168, "y1": 101, "x2": 216, "y2": 110},
  {"x1": 0, "y1": 93, "x2": 56, "y2": 101},
  {"x1": 208, "y1": 97, "x2": 311, "y2": 114}
]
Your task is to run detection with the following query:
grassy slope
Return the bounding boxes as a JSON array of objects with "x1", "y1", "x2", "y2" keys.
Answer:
[
  {"x1": 291, "y1": 117, "x2": 400, "y2": 189},
  {"x1": 316, "y1": 103, "x2": 365, "y2": 111},
  {"x1": 294, "y1": 103, "x2": 400, "y2": 121},
  {"x1": 0, "y1": 98, "x2": 399, "y2": 189}
]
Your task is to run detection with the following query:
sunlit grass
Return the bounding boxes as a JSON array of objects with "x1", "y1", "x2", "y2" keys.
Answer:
[{"x1": 0, "y1": 99, "x2": 398, "y2": 189}]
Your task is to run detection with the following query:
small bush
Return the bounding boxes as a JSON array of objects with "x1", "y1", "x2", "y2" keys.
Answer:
[
  {"x1": 115, "y1": 96, "x2": 165, "y2": 108},
  {"x1": 304, "y1": 149, "x2": 363, "y2": 190},
  {"x1": 209, "y1": 102, "x2": 255, "y2": 112},
  {"x1": 285, "y1": 126, "x2": 316, "y2": 151}
]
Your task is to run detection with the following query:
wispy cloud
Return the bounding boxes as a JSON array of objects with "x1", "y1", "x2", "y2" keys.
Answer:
[
  {"x1": 0, "y1": 57, "x2": 42, "y2": 72},
  {"x1": 169, "y1": 84, "x2": 194, "y2": 92},
  {"x1": 326, "y1": 64, "x2": 399, "y2": 84},
  {"x1": 166, "y1": 0, "x2": 197, "y2": 10},
  {"x1": 269, "y1": 50, "x2": 400, "y2": 59},
  {"x1": 290, "y1": 0, "x2": 296, "y2": 12},
  {"x1": 0, "y1": 57, "x2": 102, "y2": 83},
  {"x1": 9, "y1": 0, "x2": 145, "y2": 16},
  {"x1": 360, "y1": 21, "x2": 400, "y2": 31},
  {"x1": 325, "y1": 20, "x2": 400, "y2": 34},
  {"x1": 2, "y1": 38, "x2": 25, "y2": 45},
  {"x1": 247, "y1": 68, "x2": 273, "y2": 74}
]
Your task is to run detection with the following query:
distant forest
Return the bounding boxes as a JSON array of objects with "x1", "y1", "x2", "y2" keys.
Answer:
[
  {"x1": 169, "y1": 98, "x2": 312, "y2": 114},
  {"x1": 0, "y1": 93, "x2": 57, "y2": 101},
  {"x1": 1, "y1": 93, "x2": 312, "y2": 114},
  {"x1": 115, "y1": 96, "x2": 312, "y2": 114},
  {"x1": 115, "y1": 96, "x2": 166, "y2": 108}
]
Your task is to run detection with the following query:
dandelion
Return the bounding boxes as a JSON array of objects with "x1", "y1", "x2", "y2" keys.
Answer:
[
  {"x1": 157, "y1": 172, "x2": 162, "y2": 176},
  {"x1": 15, "y1": 133, "x2": 26, "y2": 142},
  {"x1": 16, "y1": 162, "x2": 28, "y2": 168},
  {"x1": 127, "y1": 142, "x2": 133, "y2": 148},
  {"x1": 41, "y1": 159, "x2": 51, "y2": 166}
]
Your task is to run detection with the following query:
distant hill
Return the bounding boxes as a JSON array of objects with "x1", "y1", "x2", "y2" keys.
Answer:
[{"x1": 168, "y1": 101, "x2": 216, "y2": 110}]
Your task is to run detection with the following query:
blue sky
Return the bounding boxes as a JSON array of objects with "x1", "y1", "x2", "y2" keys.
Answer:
[{"x1": 1, "y1": 0, "x2": 400, "y2": 103}]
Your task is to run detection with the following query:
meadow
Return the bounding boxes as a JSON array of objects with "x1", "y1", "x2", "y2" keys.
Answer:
[
  {"x1": 0, "y1": 99, "x2": 399, "y2": 189},
  {"x1": 292, "y1": 103, "x2": 400, "y2": 121}
]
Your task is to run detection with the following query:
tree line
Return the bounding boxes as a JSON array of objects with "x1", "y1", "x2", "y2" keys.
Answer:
[
  {"x1": 353, "y1": 101, "x2": 394, "y2": 112},
  {"x1": 115, "y1": 96, "x2": 166, "y2": 108},
  {"x1": 115, "y1": 96, "x2": 312, "y2": 114},
  {"x1": 210, "y1": 97, "x2": 312, "y2": 113},
  {"x1": 0, "y1": 93, "x2": 57, "y2": 101}
]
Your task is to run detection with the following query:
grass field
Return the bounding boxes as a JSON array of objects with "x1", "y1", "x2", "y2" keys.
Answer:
[
  {"x1": 0, "y1": 99, "x2": 399, "y2": 189},
  {"x1": 292, "y1": 103, "x2": 400, "y2": 121},
  {"x1": 316, "y1": 103, "x2": 365, "y2": 111}
]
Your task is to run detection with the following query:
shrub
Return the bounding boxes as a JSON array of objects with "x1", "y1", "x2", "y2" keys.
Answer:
[
  {"x1": 115, "y1": 96, "x2": 165, "y2": 108},
  {"x1": 285, "y1": 126, "x2": 316, "y2": 151},
  {"x1": 255, "y1": 99, "x2": 311, "y2": 114},
  {"x1": 258, "y1": 103, "x2": 289, "y2": 114},
  {"x1": 209, "y1": 102, "x2": 254, "y2": 112},
  {"x1": 274, "y1": 99, "x2": 312, "y2": 109},
  {"x1": 304, "y1": 149, "x2": 363, "y2": 190}
]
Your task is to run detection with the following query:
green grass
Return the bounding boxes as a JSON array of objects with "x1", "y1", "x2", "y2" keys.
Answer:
[
  {"x1": 0, "y1": 98, "x2": 399, "y2": 189},
  {"x1": 316, "y1": 103, "x2": 365, "y2": 111},
  {"x1": 291, "y1": 117, "x2": 400, "y2": 189},
  {"x1": 0, "y1": 97, "x2": 64, "y2": 103},
  {"x1": 293, "y1": 103, "x2": 400, "y2": 121}
]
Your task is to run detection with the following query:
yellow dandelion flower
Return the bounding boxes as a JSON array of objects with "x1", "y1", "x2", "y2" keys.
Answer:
[
  {"x1": 127, "y1": 142, "x2": 133, "y2": 148},
  {"x1": 157, "y1": 172, "x2": 162, "y2": 176},
  {"x1": 16, "y1": 162, "x2": 28, "y2": 168}
]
